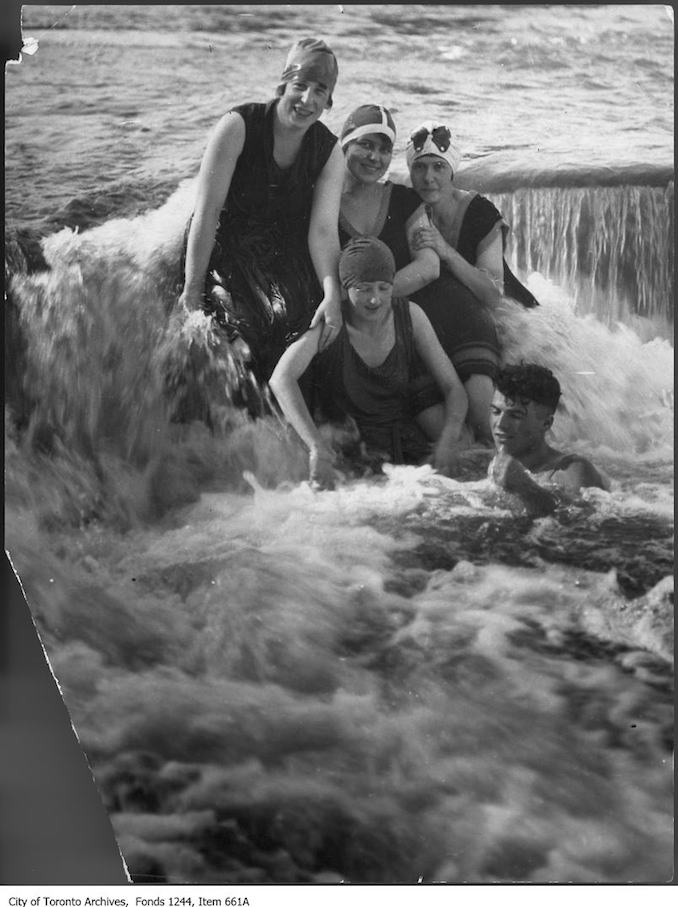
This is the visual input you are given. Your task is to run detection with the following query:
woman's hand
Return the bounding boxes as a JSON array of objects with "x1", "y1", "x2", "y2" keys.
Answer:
[
  {"x1": 178, "y1": 287, "x2": 204, "y2": 316},
  {"x1": 309, "y1": 290, "x2": 343, "y2": 351},
  {"x1": 309, "y1": 444, "x2": 337, "y2": 490},
  {"x1": 411, "y1": 224, "x2": 450, "y2": 261},
  {"x1": 182, "y1": 112, "x2": 246, "y2": 319},
  {"x1": 430, "y1": 448, "x2": 459, "y2": 477},
  {"x1": 429, "y1": 437, "x2": 467, "y2": 477}
]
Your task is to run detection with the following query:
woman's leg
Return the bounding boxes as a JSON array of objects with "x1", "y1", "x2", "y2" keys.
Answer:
[
  {"x1": 412, "y1": 273, "x2": 500, "y2": 446},
  {"x1": 415, "y1": 403, "x2": 445, "y2": 439},
  {"x1": 464, "y1": 373, "x2": 495, "y2": 446},
  {"x1": 416, "y1": 393, "x2": 492, "y2": 447},
  {"x1": 411, "y1": 371, "x2": 489, "y2": 446},
  {"x1": 416, "y1": 403, "x2": 474, "y2": 447}
]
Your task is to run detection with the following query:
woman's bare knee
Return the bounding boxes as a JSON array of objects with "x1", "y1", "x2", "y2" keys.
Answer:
[{"x1": 464, "y1": 374, "x2": 494, "y2": 444}]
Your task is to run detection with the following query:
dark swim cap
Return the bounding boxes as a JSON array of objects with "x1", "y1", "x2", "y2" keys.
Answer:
[
  {"x1": 339, "y1": 236, "x2": 396, "y2": 289},
  {"x1": 278, "y1": 38, "x2": 338, "y2": 104}
]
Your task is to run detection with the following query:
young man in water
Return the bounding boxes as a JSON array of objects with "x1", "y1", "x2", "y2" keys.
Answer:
[{"x1": 488, "y1": 363, "x2": 607, "y2": 515}]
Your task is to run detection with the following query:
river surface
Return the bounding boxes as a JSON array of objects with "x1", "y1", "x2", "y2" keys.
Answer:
[{"x1": 4, "y1": 3, "x2": 674, "y2": 886}]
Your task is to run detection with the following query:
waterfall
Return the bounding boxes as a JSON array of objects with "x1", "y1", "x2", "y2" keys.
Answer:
[
  {"x1": 391, "y1": 159, "x2": 675, "y2": 335},
  {"x1": 491, "y1": 181, "x2": 674, "y2": 331}
]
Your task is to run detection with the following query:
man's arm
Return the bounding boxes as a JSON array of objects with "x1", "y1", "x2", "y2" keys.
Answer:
[
  {"x1": 490, "y1": 451, "x2": 608, "y2": 516},
  {"x1": 489, "y1": 449, "x2": 558, "y2": 517}
]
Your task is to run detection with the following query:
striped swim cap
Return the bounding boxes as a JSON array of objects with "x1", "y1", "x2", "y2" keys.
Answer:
[{"x1": 340, "y1": 104, "x2": 396, "y2": 149}]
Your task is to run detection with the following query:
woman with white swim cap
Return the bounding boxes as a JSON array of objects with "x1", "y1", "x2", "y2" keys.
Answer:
[{"x1": 406, "y1": 121, "x2": 538, "y2": 441}]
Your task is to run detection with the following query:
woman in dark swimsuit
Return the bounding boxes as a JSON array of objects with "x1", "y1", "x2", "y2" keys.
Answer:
[
  {"x1": 179, "y1": 39, "x2": 345, "y2": 389},
  {"x1": 407, "y1": 120, "x2": 538, "y2": 441},
  {"x1": 408, "y1": 122, "x2": 538, "y2": 312},
  {"x1": 338, "y1": 104, "x2": 439, "y2": 295},
  {"x1": 270, "y1": 236, "x2": 468, "y2": 488}
]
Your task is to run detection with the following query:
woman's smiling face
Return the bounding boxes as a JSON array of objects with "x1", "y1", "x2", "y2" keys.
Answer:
[
  {"x1": 344, "y1": 133, "x2": 393, "y2": 184},
  {"x1": 278, "y1": 77, "x2": 330, "y2": 128}
]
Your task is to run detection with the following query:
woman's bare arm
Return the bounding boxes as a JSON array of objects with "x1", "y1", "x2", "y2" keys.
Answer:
[
  {"x1": 307, "y1": 143, "x2": 345, "y2": 343},
  {"x1": 391, "y1": 206, "x2": 440, "y2": 297},
  {"x1": 180, "y1": 112, "x2": 246, "y2": 311},
  {"x1": 412, "y1": 223, "x2": 504, "y2": 306},
  {"x1": 269, "y1": 327, "x2": 337, "y2": 487}
]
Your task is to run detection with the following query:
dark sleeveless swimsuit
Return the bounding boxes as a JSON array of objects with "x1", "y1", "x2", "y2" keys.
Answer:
[
  {"x1": 188, "y1": 99, "x2": 337, "y2": 385},
  {"x1": 457, "y1": 193, "x2": 539, "y2": 309},
  {"x1": 339, "y1": 181, "x2": 421, "y2": 271},
  {"x1": 311, "y1": 298, "x2": 438, "y2": 464}
]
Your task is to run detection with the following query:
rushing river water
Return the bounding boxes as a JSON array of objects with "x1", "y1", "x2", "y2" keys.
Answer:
[{"x1": 4, "y1": 3, "x2": 674, "y2": 886}]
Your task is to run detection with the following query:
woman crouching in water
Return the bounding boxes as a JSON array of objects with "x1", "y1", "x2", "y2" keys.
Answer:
[{"x1": 270, "y1": 236, "x2": 469, "y2": 488}]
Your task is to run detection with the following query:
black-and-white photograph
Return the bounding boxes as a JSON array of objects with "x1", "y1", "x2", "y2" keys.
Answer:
[{"x1": 4, "y1": 2, "x2": 674, "y2": 887}]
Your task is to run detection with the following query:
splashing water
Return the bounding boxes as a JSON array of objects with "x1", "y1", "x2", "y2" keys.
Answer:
[
  {"x1": 5, "y1": 182, "x2": 673, "y2": 884},
  {"x1": 6, "y1": 470, "x2": 673, "y2": 883},
  {"x1": 494, "y1": 280, "x2": 673, "y2": 458}
]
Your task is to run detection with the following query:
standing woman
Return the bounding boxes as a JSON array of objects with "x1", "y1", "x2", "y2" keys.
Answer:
[
  {"x1": 407, "y1": 121, "x2": 538, "y2": 440},
  {"x1": 179, "y1": 38, "x2": 345, "y2": 388}
]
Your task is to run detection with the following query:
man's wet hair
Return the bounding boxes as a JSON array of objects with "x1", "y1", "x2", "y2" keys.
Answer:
[{"x1": 495, "y1": 363, "x2": 562, "y2": 411}]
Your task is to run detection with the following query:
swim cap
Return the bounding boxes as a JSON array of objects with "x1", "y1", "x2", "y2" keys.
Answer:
[
  {"x1": 278, "y1": 38, "x2": 338, "y2": 105},
  {"x1": 405, "y1": 121, "x2": 462, "y2": 176},
  {"x1": 340, "y1": 104, "x2": 396, "y2": 148},
  {"x1": 339, "y1": 236, "x2": 396, "y2": 288}
]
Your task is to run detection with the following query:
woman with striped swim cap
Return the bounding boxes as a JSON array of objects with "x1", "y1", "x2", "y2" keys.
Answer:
[{"x1": 339, "y1": 103, "x2": 440, "y2": 300}]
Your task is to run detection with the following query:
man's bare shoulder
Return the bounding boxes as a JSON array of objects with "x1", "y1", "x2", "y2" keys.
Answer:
[{"x1": 546, "y1": 453, "x2": 608, "y2": 492}]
